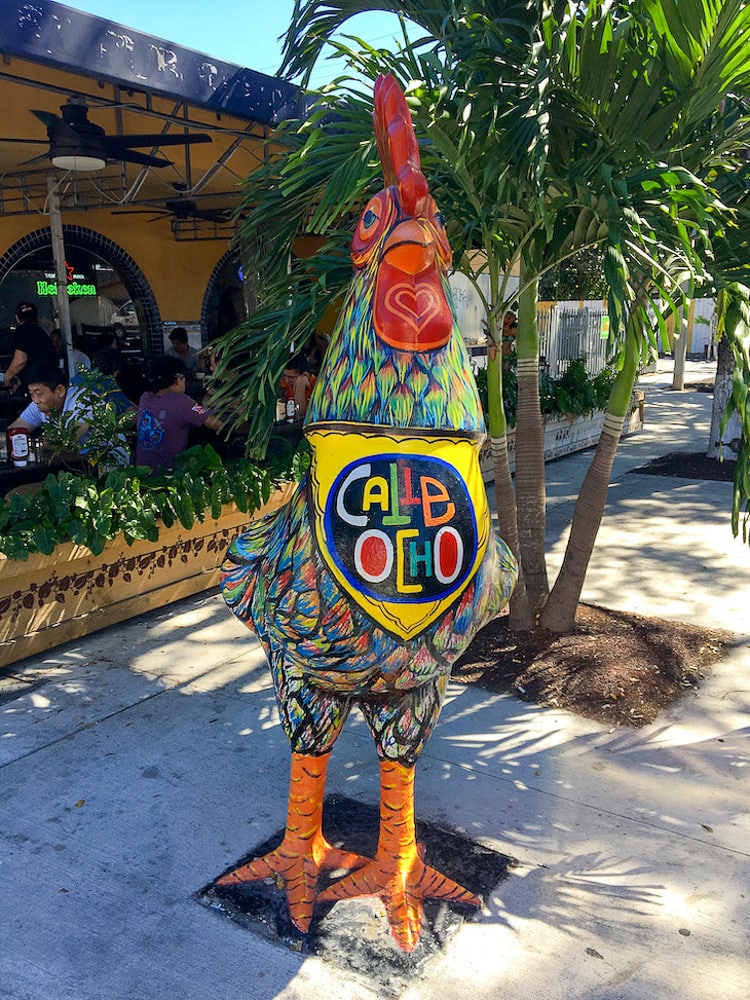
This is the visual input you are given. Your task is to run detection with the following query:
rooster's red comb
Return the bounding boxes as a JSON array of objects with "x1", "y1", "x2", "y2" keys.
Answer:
[{"x1": 373, "y1": 74, "x2": 429, "y2": 215}]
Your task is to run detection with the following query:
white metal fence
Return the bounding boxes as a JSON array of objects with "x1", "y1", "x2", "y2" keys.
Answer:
[
  {"x1": 666, "y1": 296, "x2": 716, "y2": 356},
  {"x1": 537, "y1": 300, "x2": 612, "y2": 376},
  {"x1": 466, "y1": 299, "x2": 613, "y2": 374},
  {"x1": 462, "y1": 295, "x2": 718, "y2": 376},
  {"x1": 542, "y1": 297, "x2": 718, "y2": 366}
]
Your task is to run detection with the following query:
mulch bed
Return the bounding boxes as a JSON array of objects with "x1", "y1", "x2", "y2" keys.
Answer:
[
  {"x1": 452, "y1": 604, "x2": 729, "y2": 727},
  {"x1": 631, "y1": 450, "x2": 736, "y2": 482},
  {"x1": 453, "y1": 408, "x2": 734, "y2": 726}
]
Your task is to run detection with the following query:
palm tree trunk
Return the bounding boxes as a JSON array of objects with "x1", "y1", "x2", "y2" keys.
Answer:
[
  {"x1": 540, "y1": 329, "x2": 639, "y2": 632},
  {"x1": 487, "y1": 344, "x2": 533, "y2": 629},
  {"x1": 538, "y1": 417, "x2": 621, "y2": 632},
  {"x1": 671, "y1": 282, "x2": 690, "y2": 389},
  {"x1": 707, "y1": 333, "x2": 740, "y2": 458},
  {"x1": 491, "y1": 430, "x2": 533, "y2": 629},
  {"x1": 514, "y1": 267, "x2": 549, "y2": 614}
]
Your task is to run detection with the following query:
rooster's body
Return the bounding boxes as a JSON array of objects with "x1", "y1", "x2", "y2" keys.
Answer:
[{"x1": 218, "y1": 75, "x2": 517, "y2": 951}]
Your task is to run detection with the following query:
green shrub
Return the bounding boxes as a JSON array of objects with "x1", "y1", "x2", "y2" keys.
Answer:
[
  {"x1": 543, "y1": 357, "x2": 617, "y2": 419},
  {"x1": 474, "y1": 354, "x2": 617, "y2": 427},
  {"x1": 1, "y1": 357, "x2": 617, "y2": 562},
  {"x1": 0, "y1": 444, "x2": 305, "y2": 561},
  {"x1": 40, "y1": 366, "x2": 137, "y2": 475}
]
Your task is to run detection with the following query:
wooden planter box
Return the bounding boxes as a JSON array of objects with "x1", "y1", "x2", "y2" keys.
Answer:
[
  {"x1": 481, "y1": 391, "x2": 645, "y2": 481},
  {"x1": 0, "y1": 484, "x2": 293, "y2": 669}
]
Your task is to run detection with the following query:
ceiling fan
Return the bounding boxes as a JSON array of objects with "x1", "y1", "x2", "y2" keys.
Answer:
[
  {"x1": 113, "y1": 197, "x2": 233, "y2": 224},
  {"x1": 2, "y1": 97, "x2": 211, "y2": 171}
]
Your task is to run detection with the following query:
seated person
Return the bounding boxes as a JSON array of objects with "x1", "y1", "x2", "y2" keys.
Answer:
[
  {"x1": 165, "y1": 327, "x2": 200, "y2": 375},
  {"x1": 280, "y1": 354, "x2": 314, "y2": 421},
  {"x1": 50, "y1": 328, "x2": 92, "y2": 376},
  {"x1": 9, "y1": 363, "x2": 132, "y2": 469},
  {"x1": 136, "y1": 357, "x2": 222, "y2": 470},
  {"x1": 8, "y1": 364, "x2": 92, "y2": 446},
  {"x1": 76, "y1": 348, "x2": 136, "y2": 415},
  {"x1": 502, "y1": 311, "x2": 518, "y2": 356}
]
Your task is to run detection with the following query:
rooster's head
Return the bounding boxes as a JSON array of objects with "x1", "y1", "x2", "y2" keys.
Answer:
[{"x1": 350, "y1": 74, "x2": 454, "y2": 353}]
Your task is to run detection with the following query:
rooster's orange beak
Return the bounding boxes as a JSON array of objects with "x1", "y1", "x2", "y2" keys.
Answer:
[{"x1": 382, "y1": 220, "x2": 434, "y2": 275}]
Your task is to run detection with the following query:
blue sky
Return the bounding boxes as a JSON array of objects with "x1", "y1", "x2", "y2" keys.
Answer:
[{"x1": 60, "y1": 1, "x2": 407, "y2": 84}]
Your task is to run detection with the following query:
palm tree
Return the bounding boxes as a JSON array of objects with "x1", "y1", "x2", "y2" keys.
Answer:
[
  {"x1": 536, "y1": 0, "x2": 750, "y2": 628},
  {"x1": 525, "y1": 0, "x2": 750, "y2": 629},
  {"x1": 214, "y1": 0, "x2": 750, "y2": 635}
]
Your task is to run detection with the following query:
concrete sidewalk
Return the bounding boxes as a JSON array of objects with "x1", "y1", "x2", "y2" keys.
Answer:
[{"x1": 1, "y1": 360, "x2": 748, "y2": 1000}]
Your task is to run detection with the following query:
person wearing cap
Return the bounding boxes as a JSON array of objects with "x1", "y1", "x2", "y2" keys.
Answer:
[
  {"x1": 165, "y1": 327, "x2": 200, "y2": 375},
  {"x1": 135, "y1": 357, "x2": 222, "y2": 470},
  {"x1": 2, "y1": 301, "x2": 59, "y2": 389}
]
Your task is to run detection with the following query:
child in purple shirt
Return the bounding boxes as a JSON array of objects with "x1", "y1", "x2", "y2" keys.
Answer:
[{"x1": 136, "y1": 357, "x2": 222, "y2": 469}]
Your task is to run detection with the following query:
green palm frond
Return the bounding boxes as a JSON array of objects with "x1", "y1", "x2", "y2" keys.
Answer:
[{"x1": 217, "y1": 0, "x2": 750, "y2": 514}]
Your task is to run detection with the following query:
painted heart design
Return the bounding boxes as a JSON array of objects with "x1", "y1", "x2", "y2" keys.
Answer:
[
  {"x1": 374, "y1": 272, "x2": 453, "y2": 351},
  {"x1": 384, "y1": 281, "x2": 444, "y2": 333}
]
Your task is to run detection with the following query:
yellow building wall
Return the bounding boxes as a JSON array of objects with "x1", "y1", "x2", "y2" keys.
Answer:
[
  {"x1": 0, "y1": 55, "x2": 258, "y2": 327},
  {"x1": 1, "y1": 210, "x2": 232, "y2": 324}
]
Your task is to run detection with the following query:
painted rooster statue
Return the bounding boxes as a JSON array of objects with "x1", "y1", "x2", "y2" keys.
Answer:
[{"x1": 218, "y1": 74, "x2": 517, "y2": 952}]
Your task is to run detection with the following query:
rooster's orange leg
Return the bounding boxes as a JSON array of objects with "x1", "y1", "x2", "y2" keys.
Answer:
[
  {"x1": 216, "y1": 751, "x2": 366, "y2": 933},
  {"x1": 318, "y1": 760, "x2": 480, "y2": 952}
]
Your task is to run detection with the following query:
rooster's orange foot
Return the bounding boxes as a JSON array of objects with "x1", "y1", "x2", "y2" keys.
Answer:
[
  {"x1": 216, "y1": 837, "x2": 367, "y2": 933},
  {"x1": 317, "y1": 854, "x2": 481, "y2": 952}
]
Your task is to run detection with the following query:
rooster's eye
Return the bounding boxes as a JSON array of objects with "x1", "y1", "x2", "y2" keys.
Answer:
[{"x1": 351, "y1": 189, "x2": 397, "y2": 267}]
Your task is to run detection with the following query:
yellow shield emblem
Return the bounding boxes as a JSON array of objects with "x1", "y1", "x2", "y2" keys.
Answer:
[{"x1": 306, "y1": 422, "x2": 490, "y2": 640}]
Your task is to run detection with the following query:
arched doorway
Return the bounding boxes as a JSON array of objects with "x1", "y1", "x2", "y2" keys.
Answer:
[
  {"x1": 0, "y1": 225, "x2": 161, "y2": 361},
  {"x1": 202, "y1": 249, "x2": 257, "y2": 343}
]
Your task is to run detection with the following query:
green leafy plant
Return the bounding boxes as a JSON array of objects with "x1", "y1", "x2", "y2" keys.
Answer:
[
  {"x1": 0, "y1": 444, "x2": 303, "y2": 561},
  {"x1": 544, "y1": 358, "x2": 617, "y2": 420},
  {"x1": 538, "y1": 248, "x2": 611, "y2": 302},
  {"x1": 474, "y1": 355, "x2": 617, "y2": 428},
  {"x1": 40, "y1": 366, "x2": 136, "y2": 475}
]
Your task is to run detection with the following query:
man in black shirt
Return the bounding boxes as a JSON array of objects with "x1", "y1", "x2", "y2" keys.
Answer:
[{"x1": 2, "y1": 301, "x2": 59, "y2": 389}]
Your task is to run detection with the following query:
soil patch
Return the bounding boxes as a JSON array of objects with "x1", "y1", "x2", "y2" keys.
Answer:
[
  {"x1": 631, "y1": 450, "x2": 736, "y2": 482},
  {"x1": 453, "y1": 604, "x2": 730, "y2": 727},
  {"x1": 454, "y1": 418, "x2": 735, "y2": 728}
]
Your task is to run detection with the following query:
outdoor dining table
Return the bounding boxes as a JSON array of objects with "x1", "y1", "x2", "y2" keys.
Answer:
[{"x1": 0, "y1": 453, "x2": 87, "y2": 497}]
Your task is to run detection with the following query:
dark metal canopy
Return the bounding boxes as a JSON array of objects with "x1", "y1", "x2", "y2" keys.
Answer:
[
  {"x1": 0, "y1": 0, "x2": 306, "y2": 125},
  {"x1": 0, "y1": 1, "x2": 311, "y2": 231}
]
